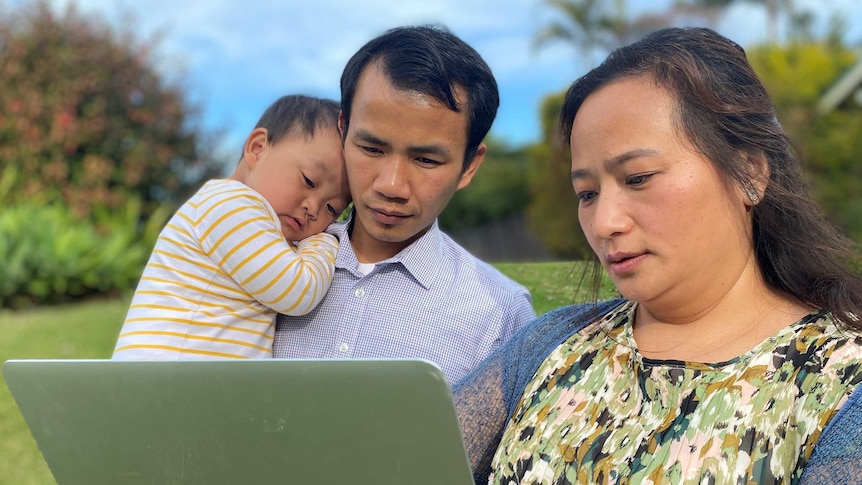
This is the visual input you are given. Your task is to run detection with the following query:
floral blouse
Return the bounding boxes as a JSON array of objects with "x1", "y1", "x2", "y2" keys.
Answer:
[{"x1": 490, "y1": 301, "x2": 862, "y2": 484}]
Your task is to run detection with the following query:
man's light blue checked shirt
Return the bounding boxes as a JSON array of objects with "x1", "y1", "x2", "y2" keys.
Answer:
[{"x1": 273, "y1": 217, "x2": 536, "y2": 384}]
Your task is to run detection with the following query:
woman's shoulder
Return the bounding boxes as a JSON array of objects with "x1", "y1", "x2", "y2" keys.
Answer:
[{"x1": 514, "y1": 298, "x2": 627, "y2": 350}]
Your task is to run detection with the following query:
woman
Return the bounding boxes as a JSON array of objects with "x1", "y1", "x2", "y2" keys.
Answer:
[{"x1": 454, "y1": 27, "x2": 862, "y2": 484}]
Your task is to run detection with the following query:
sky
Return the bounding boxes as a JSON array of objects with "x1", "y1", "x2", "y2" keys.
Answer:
[{"x1": 15, "y1": 0, "x2": 862, "y2": 166}]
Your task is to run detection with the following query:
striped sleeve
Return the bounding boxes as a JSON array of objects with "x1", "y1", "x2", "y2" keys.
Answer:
[{"x1": 195, "y1": 186, "x2": 338, "y2": 315}]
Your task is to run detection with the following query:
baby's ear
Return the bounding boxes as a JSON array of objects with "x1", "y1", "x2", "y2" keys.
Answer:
[{"x1": 243, "y1": 128, "x2": 269, "y2": 168}]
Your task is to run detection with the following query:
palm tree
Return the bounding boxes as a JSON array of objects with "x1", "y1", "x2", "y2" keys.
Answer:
[
  {"x1": 534, "y1": 0, "x2": 682, "y2": 63},
  {"x1": 674, "y1": 0, "x2": 797, "y2": 41}
]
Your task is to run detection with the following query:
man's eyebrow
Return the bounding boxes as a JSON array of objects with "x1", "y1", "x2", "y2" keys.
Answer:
[
  {"x1": 351, "y1": 128, "x2": 452, "y2": 159},
  {"x1": 351, "y1": 129, "x2": 388, "y2": 147},
  {"x1": 410, "y1": 143, "x2": 451, "y2": 159},
  {"x1": 571, "y1": 148, "x2": 659, "y2": 180}
]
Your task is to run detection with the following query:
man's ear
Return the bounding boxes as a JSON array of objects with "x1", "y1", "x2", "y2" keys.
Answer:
[
  {"x1": 338, "y1": 111, "x2": 346, "y2": 141},
  {"x1": 456, "y1": 143, "x2": 487, "y2": 191},
  {"x1": 243, "y1": 128, "x2": 269, "y2": 169}
]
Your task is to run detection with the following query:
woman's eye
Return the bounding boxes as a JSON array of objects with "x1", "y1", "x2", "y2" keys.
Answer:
[
  {"x1": 576, "y1": 191, "x2": 597, "y2": 203},
  {"x1": 626, "y1": 173, "x2": 654, "y2": 186}
]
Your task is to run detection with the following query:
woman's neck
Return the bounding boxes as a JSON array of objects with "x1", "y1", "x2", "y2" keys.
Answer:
[{"x1": 632, "y1": 276, "x2": 812, "y2": 363}]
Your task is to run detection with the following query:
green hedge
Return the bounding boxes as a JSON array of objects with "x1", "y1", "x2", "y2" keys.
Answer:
[{"x1": 0, "y1": 199, "x2": 169, "y2": 308}]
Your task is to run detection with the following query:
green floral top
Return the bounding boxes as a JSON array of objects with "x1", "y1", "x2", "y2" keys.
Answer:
[{"x1": 490, "y1": 301, "x2": 862, "y2": 484}]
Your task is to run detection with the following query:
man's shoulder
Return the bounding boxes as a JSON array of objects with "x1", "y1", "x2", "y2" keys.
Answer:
[{"x1": 436, "y1": 230, "x2": 528, "y2": 293}]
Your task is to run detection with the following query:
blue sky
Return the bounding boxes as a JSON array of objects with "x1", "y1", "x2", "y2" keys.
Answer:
[{"x1": 25, "y1": 0, "x2": 862, "y2": 167}]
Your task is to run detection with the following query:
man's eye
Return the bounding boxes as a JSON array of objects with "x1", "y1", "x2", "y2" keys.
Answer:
[
  {"x1": 360, "y1": 146, "x2": 382, "y2": 155},
  {"x1": 416, "y1": 157, "x2": 441, "y2": 166}
]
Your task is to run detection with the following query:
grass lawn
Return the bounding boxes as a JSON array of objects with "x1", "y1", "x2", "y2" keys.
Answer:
[
  {"x1": 0, "y1": 261, "x2": 614, "y2": 484},
  {"x1": 0, "y1": 298, "x2": 129, "y2": 485}
]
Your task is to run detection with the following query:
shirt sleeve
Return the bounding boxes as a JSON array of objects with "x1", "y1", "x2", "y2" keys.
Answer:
[
  {"x1": 799, "y1": 384, "x2": 862, "y2": 483},
  {"x1": 196, "y1": 189, "x2": 338, "y2": 315},
  {"x1": 500, "y1": 287, "x2": 537, "y2": 343}
]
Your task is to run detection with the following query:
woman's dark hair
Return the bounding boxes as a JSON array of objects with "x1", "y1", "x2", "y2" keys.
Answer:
[
  {"x1": 340, "y1": 25, "x2": 499, "y2": 171},
  {"x1": 560, "y1": 27, "x2": 862, "y2": 330}
]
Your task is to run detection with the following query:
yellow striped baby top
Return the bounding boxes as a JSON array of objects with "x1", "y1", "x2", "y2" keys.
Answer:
[{"x1": 113, "y1": 179, "x2": 338, "y2": 359}]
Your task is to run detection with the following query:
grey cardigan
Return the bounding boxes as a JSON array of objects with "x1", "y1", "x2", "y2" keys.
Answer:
[{"x1": 453, "y1": 300, "x2": 862, "y2": 484}]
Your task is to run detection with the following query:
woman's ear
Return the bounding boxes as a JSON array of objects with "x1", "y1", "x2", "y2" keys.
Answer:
[
  {"x1": 741, "y1": 152, "x2": 770, "y2": 206},
  {"x1": 243, "y1": 128, "x2": 269, "y2": 169}
]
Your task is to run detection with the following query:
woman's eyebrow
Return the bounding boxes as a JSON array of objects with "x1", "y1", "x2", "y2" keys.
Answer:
[{"x1": 571, "y1": 148, "x2": 659, "y2": 181}]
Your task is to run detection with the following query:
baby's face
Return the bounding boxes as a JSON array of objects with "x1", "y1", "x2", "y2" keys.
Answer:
[{"x1": 245, "y1": 127, "x2": 350, "y2": 241}]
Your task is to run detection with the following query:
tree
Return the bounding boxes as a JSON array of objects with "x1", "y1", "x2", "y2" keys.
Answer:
[
  {"x1": 0, "y1": 1, "x2": 224, "y2": 218},
  {"x1": 534, "y1": 0, "x2": 673, "y2": 62},
  {"x1": 748, "y1": 41, "x2": 862, "y2": 241},
  {"x1": 673, "y1": 0, "x2": 808, "y2": 42},
  {"x1": 525, "y1": 92, "x2": 592, "y2": 259},
  {"x1": 438, "y1": 136, "x2": 531, "y2": 231}
]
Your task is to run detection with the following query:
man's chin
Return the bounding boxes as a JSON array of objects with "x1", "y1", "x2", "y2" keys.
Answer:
[{"x1": 366, "y1": 226, "x2": 411, "y2": 244}]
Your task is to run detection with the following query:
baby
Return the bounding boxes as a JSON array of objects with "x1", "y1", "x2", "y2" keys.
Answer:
[{"x1": 113, "y1": 95, "x2": 350, "y2": 359}]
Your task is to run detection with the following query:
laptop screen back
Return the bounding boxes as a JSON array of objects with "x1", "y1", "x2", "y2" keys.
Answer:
[{"x1": 3, "y1": 359, "x2": 474, "y2": 485}]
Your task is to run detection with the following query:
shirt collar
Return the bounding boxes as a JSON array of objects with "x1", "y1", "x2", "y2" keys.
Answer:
[{"x1": 328, "y1": 211, "x2": 442, "y2": 289}]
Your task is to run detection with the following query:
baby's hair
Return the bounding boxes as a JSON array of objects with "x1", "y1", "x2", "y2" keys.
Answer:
[{"x1": 255, "y1": 95, "x2": 340, "y2": 146}]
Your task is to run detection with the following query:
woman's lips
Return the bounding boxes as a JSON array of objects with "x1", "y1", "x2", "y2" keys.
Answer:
[{"x1": 607, "y1": 252, "x2": 648, "y2": 275}]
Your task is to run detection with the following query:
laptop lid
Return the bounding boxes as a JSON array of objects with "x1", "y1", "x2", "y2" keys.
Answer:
[{"x1": 3, "y1": 359, "x2": 474, "y2": 485}]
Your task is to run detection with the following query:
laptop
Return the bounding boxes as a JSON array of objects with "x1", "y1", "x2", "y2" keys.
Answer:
[{"x1": 2, "y1": 358, "x2": 475, "y2": 485}]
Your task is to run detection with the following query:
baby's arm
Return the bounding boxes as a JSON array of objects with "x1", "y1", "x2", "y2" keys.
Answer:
[{"x1": 199, "y1": 191, "x2": 338, "y2": 315}]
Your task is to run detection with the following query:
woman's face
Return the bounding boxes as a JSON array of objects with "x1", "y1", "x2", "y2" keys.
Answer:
[{"x1": 569, "y1": 75, "x2": 756, "y2": 315}]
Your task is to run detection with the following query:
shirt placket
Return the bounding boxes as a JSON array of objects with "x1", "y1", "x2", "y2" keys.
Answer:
[{"x1": 331, "y1": 272, "x2": 371, "y2": 357}]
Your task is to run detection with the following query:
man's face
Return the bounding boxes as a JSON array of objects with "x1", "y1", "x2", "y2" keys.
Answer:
[{"x1": 340, "y1": 63, "x2": 485, "y2": 262}]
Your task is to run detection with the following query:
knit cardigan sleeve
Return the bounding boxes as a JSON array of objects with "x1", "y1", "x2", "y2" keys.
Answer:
[
  {"x1": 454, "y1": 297, "x2": 862, "y2": 484},
  {"x1": 799, "y1": 383, "x2": 862, "y2": 483},
  {"x1": 452, "y1": 299, "x2": 623, "y2": 483}
]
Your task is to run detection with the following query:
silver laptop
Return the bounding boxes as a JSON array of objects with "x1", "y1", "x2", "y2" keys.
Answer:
[{"x1": 3, "y1": 359, "x2": 474, "y2": 485}]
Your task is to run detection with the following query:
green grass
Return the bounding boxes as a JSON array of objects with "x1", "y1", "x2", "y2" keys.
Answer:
[
  {"x1": 0, "y1": 261, "x2": 615, "y2": 484},
  {"x1": 0, "y1": 298, "x2": 129, "y2": 485},
  {"x1": 494, "y1": 261, "x2": 616, "y2": 315}
]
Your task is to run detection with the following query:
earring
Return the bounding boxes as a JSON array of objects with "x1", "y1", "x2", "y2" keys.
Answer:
[{"x1": 745, "y1": 185, "x2": 760, "y2": 205}]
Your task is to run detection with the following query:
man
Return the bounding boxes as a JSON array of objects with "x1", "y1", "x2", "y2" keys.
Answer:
[{"x1": 273, "y1": 25, "x2": 536, "y2": 384}]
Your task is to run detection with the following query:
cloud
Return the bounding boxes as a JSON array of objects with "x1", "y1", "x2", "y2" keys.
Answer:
[{"x1": 28, "y1": 0, "x2": 862, "y2": 152}]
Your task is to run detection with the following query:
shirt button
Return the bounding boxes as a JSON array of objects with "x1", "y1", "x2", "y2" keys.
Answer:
[
  {"x1": 354, "y1": 288, "x2": 365, "y2": 298},
  {"x1": 338, "y1": 343, "x2": 350, "y2": 353}
]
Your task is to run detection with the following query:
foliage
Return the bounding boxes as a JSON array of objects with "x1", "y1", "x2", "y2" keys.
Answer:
[
  {"x1": 0, "y1": 1, "x2": 224, "y2": 219},
  {"x1": 526, "y1": 92, "x2": 593, "y2": 259},
  {"x1": 438, "y1": 136, "x2": 531, "y2": 231},
  {"x1": 748, "y1": 42, "x2": 862, "y2": 241},
  {"x1": 535, "y1": 0, "x2": 673, "y2": 61},
  {"x1": 673, "y1": 0, "x2": 812, "y2": 42},
  {"x1": 0, "y1": 199, "x2": 169, "y2": 308}
]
